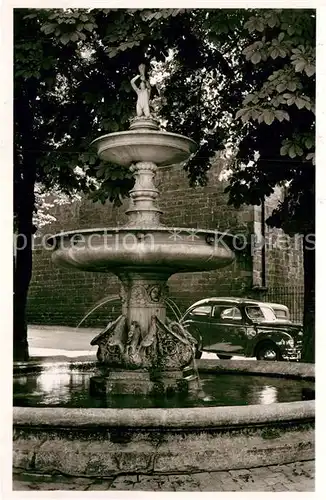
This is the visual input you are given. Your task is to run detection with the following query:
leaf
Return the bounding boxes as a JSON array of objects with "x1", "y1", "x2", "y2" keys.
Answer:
[
  {"x1": 305, "y1": 137, "x2": 314, "y2": 149},
  {"x1": 288, "y1": 145, "x2": 297, "y2": 158},
  {"x1": 84, "y1": 23, "x2": 94, "y2": 32},
  {"x1": 108, "y1": 48, "x2": 118, "y2": 58},
  {"x1": 275, "y1": 110, "x2": 287, "y2": 122},
  {"x1": 295, "y1": 97, "x2": 306, "y2": 109},
  {"x1": 70, "y1": 32, "x2": 79, "y2": 42},
  {"x1": 286, "y1": 81, "x2": 297, "y2": 92},
  {"x1": 236, "y1": 108, "x2": 251, "y2": 123},
  {"x1": 251, "y1": 52, "x2": 262, "y2": 64},
  {"x1": 280, "y1": 145, "x2": 289, "y2": 156},
  {"x1": 295, "y1": 145, "x2": 303, "y2": 156},
  {"x1": 23, "y1": 13, "x2": 38, "y2": 19},
  {"x1": 287, "y1": 25, "x2": 295, "y2": 36},
  {"x1": 42, "y1": 23, "x2": 57, "y2": 35},
  {"x1": 268, "y1": 71, "x2": 279, "y2": 81},
  {"x1": 235, "y1": 108, "x2": 248, "y2": 119},
  {"x1": 266, "y1": 13, "x2": 278, "y2": 28},
  {"x1": 278, "y1": 32, "x2": 285, "y2": 42},
  {"x1": 276, "y1": 83, "x2": 286, "y2": 93},
  {"x1": 306, "y1": 152, "x2": 315, "y2": 164},
  {"x1": 270, "y1": 48, "x2": 279, "y2": 59},
  {"x1": 263, "y1": 109, "x2": 275, "y2": 125},
  {"x1": 251, "y1": 109, "x2": 260, "y2": 120},
  {"x1": 293, "y1": 60, "x2": 306, "y2": 72},
  {"x1": 60, "y1": 33, "x2": 71, "y2": 45},
  {"x1": 243, "y1": 93, "x2": 255, "y2": 105},
  {"x1": 305, "y1": 64, "x2": 316, "y2": 77}
]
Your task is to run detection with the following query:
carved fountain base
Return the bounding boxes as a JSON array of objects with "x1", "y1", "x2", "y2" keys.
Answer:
[{"x1": 89, "y1": 273, "x2": 198, "y2": 396}]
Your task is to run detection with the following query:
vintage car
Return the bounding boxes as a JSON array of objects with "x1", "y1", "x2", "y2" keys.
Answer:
[{"x1": 180, "y1": 297, "x2": 303, "y2": 361}]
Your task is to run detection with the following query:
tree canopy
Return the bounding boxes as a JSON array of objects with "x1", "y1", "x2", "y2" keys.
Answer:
[{"x1": 15, "y1": 8, "x2": 315, "y2": 232}]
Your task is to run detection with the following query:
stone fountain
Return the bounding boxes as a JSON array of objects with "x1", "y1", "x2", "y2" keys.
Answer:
[
  {"x1": 13, "y1": 66, "x2": 315, "y2": 483},
  {"x1": 50, "y1": 64, "x2": 235, "y2": 396}
]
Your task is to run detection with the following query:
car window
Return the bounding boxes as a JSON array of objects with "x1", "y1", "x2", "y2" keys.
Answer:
[
  {"x1": 189, "y1": 305, "x2": 212, "y2": 317},
  {"x1": 214, "y1": 306, "x2": 242, "y2": 322},
  {"x1": 246, "y1": 306, "x2": 276, "y2": 322},
  {"x1": 273, "y1": 309, "x2": 288, "y2": 319}
]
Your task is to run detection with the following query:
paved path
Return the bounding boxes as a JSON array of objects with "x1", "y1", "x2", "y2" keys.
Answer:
[
  {"x1": 13, "y1": 460, "x2": 314, "y2": 491},
  {"x1": 27, "y1": 325, "x2": 254, "y2": 360}
]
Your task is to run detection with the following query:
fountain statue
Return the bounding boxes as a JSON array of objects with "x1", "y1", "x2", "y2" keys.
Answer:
[
  {"x1": 131, "y1": 64, "x2": 151, "y2": 118},
  {"x1": 49, "y1": 63, "x2": 235, "y2": 396}
]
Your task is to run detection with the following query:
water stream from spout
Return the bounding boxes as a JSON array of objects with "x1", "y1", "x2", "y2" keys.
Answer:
[
  {"x1": 76, "y1": 295, "x2": 183, "y2": 329},
  {"x1": 76, "y1": 296, "x2": 121, "y2": 329}
]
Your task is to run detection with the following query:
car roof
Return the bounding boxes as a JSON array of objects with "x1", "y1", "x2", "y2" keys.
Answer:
[
  {"x1": 265, "y1": 302, "x2": 289, "y2": 310},
  {"x1": 183, "y1": 297, "x2": 290, "y2": 316},
  {"x1": 185, "y1": 297, "x2": 263, "y2": 310}
]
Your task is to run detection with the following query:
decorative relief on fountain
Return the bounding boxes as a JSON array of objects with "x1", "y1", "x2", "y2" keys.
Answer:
[
  {"x1": 90, "y1": 315, "x2": 197, "y2": 371},
  {"x1": 148, "y1": 285, "x2": 161, "y2": 303},
  {"x1": 129, "y1": 285, "x2": 148, "y2": 306},
  {"x1": 119, "y1": 280, "x2": 168, "y2": 308}
]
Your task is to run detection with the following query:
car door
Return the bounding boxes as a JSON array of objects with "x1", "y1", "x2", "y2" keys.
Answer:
[{"x1": 205, "y1": 304, "x2": 247, "y2": 354}]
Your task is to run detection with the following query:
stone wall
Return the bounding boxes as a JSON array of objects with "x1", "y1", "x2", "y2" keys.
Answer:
[
  {"x1": 250, "y1": 188, "x2": 304, "y2": 321},
  {"x1": 26, "y1": 162, "x2": 303, "y2": 327}
]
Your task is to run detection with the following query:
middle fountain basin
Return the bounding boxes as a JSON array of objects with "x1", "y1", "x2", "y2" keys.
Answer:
[{"x1": 49, "y1": 227, "x2": 235, "y2": 273}]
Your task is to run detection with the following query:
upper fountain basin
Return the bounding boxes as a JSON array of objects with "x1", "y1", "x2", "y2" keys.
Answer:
[
  {"x1": 48, "y1": 227, "x2": 235, "y2": 274},
  {"x1": 90, "y1": 130, "x2": 197, "y2": 166}
]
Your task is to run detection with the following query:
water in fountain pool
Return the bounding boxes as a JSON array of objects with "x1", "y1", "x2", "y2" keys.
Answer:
[{"x1": 13, "y1": 363, "x2": 314, "y2": 409}]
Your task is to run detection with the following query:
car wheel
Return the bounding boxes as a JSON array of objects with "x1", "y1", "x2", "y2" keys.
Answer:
[
  {"x1": 217, "y1": 354, "x2": 232, "y2": 360},
  {"x1": 256, "y1": 341, "x2": 282, "y2": 361}
]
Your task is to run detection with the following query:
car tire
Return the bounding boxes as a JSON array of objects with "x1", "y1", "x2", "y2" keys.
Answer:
[
  {"x1": 216, "y1": 354, "x2": 232, "y2": 360},
  {"x1": 256, "y1": 341, "x2": 282, "y2": 361}
]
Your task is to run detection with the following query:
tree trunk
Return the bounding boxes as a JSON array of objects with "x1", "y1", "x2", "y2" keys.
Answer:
[
  {"x1": 301, "y1": 234, "x2": 315, "y2": 363},
  {"x1": 13, "y1": 148, "x2": 36, "y2": 362},
  {"x1": 13, "y1": 221, "x2": 34, "y2": 361}
]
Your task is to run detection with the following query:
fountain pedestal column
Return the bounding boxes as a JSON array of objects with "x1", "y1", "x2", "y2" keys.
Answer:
[
  {"x1": 125, "y1": 161, "x2": 163, "y2": 227},
  {"x1": 118, "y1": 272, "x2": 169, "y2": 334}
]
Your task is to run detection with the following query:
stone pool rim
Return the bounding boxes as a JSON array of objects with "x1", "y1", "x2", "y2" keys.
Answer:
[
  {"x1": 13, "y1": 358, "x2": 315, "y2": 476},
  {"x1": 13, "y1": 358, "x2": 315, "y2": 430}
]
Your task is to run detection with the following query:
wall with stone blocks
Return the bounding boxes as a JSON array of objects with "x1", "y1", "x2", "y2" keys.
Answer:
[{"x1": 26, "y1": 162, "x2": 303, "y2": 327}]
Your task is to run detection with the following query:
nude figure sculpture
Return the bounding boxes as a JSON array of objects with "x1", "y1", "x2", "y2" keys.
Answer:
[{"x1": 131, "y1": 64, "x2": 151, "y2": 118}]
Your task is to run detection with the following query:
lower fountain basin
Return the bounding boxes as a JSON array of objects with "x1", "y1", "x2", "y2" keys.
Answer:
[
  {"x1": 13, "y1": 359, "x2": 314, "y2": 476},
  {"x1": 48, "y1": 227, "x2": 235, "y2": 273}
]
